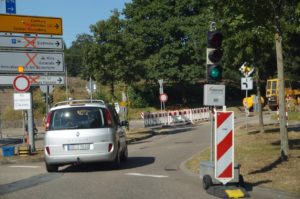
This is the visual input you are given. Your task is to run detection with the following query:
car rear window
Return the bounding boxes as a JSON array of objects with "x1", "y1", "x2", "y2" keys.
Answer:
[{"x1": 48, "y1": 107, "x2": 108, "y2": 130}]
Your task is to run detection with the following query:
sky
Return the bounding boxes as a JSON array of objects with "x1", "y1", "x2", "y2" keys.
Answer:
[{"x1": 0, "y1": 0, "x2": 132, "y2": 48}]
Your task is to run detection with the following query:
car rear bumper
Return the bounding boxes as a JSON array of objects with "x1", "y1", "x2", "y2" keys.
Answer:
[{"x1": 44, "y1": 150, "x2": 116, "y2": 165}]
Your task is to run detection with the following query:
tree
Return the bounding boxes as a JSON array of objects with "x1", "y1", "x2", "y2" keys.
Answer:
[
  {"x1": 123, "y1": 0, "x2": 212, "y2": 102},
  {"x1": 65, "y1": 34, "x2": 93, "y2": 77},
  {"x1": 83, "y1": 10, "x2": 143, "y2": 100},
  {"x1": 209, "y1": 0, "x2": 300, "y2": 160}
]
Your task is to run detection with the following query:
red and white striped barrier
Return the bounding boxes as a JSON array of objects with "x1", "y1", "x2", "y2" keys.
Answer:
[
  {"x1": 215, "y1": 111, "x2": 234, "y2": 185},
  {"x1": 142, "y1": 107, "x2": 210, "y2": 127}
]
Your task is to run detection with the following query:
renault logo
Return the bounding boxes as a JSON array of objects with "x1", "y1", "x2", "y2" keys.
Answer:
[{"x1": 76, "y1": 132, "x2": 80, "y2": 137}]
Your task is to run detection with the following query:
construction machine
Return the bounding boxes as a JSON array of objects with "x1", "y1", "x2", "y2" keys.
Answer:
[{"x1": 266, "y1": 78, "x2": 300, "y2": 111}]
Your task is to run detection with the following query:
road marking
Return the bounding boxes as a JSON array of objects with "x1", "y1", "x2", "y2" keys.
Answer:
[
  {"x1": 125, "y1": 173, "x2": 168, "y2": 178},
  {"x1": 8, "y1": 165, "x2": 41, "y2": 169}
]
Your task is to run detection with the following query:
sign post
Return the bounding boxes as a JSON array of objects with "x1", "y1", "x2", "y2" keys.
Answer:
[{"x1": 239, "y1": 63, "x2": 254, "y2": 133}]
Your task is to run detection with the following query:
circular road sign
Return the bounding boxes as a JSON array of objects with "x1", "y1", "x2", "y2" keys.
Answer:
[
  {"x1": 160, "y1": 93, "x2": 168, "y2": 102},
  {"x1": 13, "y1": 75, "x2": 31, "y2": 92}
]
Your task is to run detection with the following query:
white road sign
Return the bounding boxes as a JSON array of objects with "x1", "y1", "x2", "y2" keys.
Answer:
[
  {"x1": 0, "y1": 75, "x2": 65, "y2": 85},
  {"x1": 204, "y1": 84, "x2": 225, "y2": 106},
  {"x1": 0, "y1": 51, "x2": 64, "y2": 73},
  {"x1": 0, "y1": 35, "x2": 64, "y2": 50},
  {"x1": 241, "y1": 77, "x2": 253, "y2": 90},
  {"x1": 13, "y1": 75, "x2": 30, "y2": 92},
  {"x1": 14, "y1": 93, "x2": 31, "y2": 110}
]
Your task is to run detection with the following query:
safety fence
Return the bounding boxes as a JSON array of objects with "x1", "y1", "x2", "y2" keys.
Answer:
[{"x1": 142, "y1": 107, "x2": 210, "y2": 127}]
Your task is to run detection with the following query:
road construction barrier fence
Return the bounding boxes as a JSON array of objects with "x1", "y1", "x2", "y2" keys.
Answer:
[{"x1": 142, "y1": 107, "x2": 210, "y2": 127}]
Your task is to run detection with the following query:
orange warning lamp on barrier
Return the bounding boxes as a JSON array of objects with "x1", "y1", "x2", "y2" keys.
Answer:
[{"x1": 18, "y1": 65, "x2": 24, "y2": 73}]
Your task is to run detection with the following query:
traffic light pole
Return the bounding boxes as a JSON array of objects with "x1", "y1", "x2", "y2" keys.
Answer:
[
  {"x1": 28, "y1": 88, "x2": 35, "y2": 152},
  {"x1": 46, "y1": 85, "x2": 49, "y2": 114}
]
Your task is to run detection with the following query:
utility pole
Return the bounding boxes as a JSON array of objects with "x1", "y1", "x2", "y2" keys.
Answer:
[{"x1": 275, "y1": 32, "x2": 289, "y2": 160}]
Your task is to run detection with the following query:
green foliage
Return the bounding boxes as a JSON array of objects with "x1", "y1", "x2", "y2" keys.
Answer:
[
  {"x1": 64, "y1": 0, "x2": 300, "y2": 105},
  {"x1": 1, "y1": 106, "x2": 22, "y2": 121},
  {"x1": 32, "y1": 89, "x2": 46, "y2": 117},
  {"x1": 127, "y1": 86, "x2": 149, "y2": 108},
  {"x1": 65, "y1": 34, "x2": 93, "y2": 77}
]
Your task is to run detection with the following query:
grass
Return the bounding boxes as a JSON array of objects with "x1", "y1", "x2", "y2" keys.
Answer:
[{"x1": 186, "y1": 122, "x2": 300, "y2": 194}]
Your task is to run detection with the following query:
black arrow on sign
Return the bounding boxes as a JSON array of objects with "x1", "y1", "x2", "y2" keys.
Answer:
[
  {"x1": 243, "y1": 82, "x2": 248, "y2": 89},
  {"x1": 57, "y1": 77, "x2": 62, "y2": 83},
  {"x1": 55, "y1": 24, "x2": 60, "y2": 29},
  {"x1": 56, "y1": 60, "x2": 61, "y2": 65},
  {"x1": 55, "y1": 41, "x2": 60, "y2": 47}
]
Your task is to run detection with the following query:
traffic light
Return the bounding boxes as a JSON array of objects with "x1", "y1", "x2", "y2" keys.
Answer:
[
  {"x1": 206, "y1": 30, "x2": 223, "y2": 82},
  {"x1": 42, "y1": 93, "x2": 47, "y2": 103},
  {"x1": 48, "y1": 95, "x2": 53, "y2": 104}
]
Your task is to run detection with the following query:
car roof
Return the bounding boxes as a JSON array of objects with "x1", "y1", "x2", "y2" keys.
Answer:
[{"x1": 49, "y1": 100, "x2": 107, "y2": 111}]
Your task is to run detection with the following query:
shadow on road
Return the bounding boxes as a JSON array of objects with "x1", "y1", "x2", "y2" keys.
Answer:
[
  {"x1": 60, "y1": 156, "x2": 155, "y2": 172},
  {"x1": 248, "y1": 156, "x2": 285, "y2": 175},
  {"x1": 242, "y1": 180, "x2": 272, "y2": 192}
]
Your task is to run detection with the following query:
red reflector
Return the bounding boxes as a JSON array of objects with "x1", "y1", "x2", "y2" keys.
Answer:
[
  {"x1": 46, "y1": 111, "x2": 53, "y2": 131},
  {"x1": 105, "y1": 109, "x2": 112, "y2": 126},
  {"x1": 108, "y1": 143, "x2": 113, "y2": 152},
  {"x1": 45, "y1": 147, "x2": 50, "y2": 155}
]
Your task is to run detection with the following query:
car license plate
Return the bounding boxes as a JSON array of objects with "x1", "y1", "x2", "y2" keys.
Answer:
[{"x1": 67, "y1": 144, "x2": 90, "y2": 151}]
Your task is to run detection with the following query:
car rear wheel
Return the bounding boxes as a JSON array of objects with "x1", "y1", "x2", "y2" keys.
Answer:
[
  {"x1": 46, "y1": 162, "x2": 58, "y2": 172},
  {"x1": 112, "y1": 149, "x2": 121, "y2": 169},
  {"x1": 121, "y1": 145, "x2": 128, "y2": 162}
]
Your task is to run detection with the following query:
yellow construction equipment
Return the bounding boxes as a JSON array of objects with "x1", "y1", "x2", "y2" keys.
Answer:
[
  {"x1": 266, "y1": 78, "x2": 300, "y2": 111},
  {"x1": 243, "y1": 95, "x2": 264, "y2": 111}
]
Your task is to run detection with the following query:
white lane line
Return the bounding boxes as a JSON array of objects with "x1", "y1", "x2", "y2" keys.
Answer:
[
  {"x1": 8, "y1": 165, "x2": 41, "y2": 169},
  {"x1": 125, "y1": 173, "x2": 168, "y2": 178}
]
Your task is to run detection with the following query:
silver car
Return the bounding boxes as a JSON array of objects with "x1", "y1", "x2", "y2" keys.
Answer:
[{"x1": 44, "y1": 100, "x2": 128, "y2": 172}]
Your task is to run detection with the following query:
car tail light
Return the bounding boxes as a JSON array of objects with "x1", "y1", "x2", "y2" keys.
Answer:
[
  {"x1": 105, "y1": 109, "x2": 112, "y2": 127},
  {"x1": 45, "y1": 147, "x2": 50, "y2": 155},
  {"x1": 108, "y1": 143, "x2": 113, "y2": 152},
  {"x1": 45, "y1": 111, "x2": 53, "y2": 131}
]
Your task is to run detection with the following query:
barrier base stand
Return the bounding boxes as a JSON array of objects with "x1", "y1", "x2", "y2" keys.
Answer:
[
  {"x1": 206, "y1": 185, "x2": 249, "y2": 198},
  {"x1": 18, "y1": 145, "x2": 31, "y2": 157}
]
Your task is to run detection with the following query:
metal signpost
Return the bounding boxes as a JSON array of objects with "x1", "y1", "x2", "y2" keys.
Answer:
[
  {"x1": 0, "y1": 12, "x2": 65, "y2": 153},
  {"x1": 239, "y1": 62, "x2": 254, "y2": 133}
]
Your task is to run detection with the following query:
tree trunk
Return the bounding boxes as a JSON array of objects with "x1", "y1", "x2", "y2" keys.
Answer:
[
  {"x1": 256, "y1": 67, "x2": 265, "y2": 133},
  {"x1": 275, "y1": 33, "x2": 289, "y2": 160},
  {"x1": 110, "y1": 83, "x2": 116, "y2": 101}
]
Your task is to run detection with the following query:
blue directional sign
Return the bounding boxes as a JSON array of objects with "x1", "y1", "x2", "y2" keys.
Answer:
[{"x1": 6, "y1": 0, "x2": 16, "y2": 14}]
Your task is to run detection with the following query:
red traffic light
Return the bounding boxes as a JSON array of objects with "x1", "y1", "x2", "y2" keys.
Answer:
[{"x1": 207, "y1": 31, "x2": 223, "y2": 48}]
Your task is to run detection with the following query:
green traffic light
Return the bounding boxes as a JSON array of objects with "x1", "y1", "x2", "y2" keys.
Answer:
[{"x1": 210, "y1": 67, "x2": 220, "y2": 78}]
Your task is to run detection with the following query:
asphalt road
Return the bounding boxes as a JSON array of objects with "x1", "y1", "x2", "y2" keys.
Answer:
[{"x1": 0, "y1": 119, "x2": 298, "y2": 199}]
